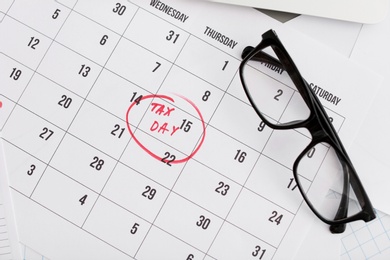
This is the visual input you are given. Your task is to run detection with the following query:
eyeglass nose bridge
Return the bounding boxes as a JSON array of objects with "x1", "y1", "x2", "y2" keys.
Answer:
[{"x1": 303, "y1": 115, "x2": 331, "y2": 141}]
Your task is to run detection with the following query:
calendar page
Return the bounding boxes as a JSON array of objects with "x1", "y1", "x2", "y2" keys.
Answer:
[{"x1": 0, "y1": 0, "x2": 382, "y2": 259}]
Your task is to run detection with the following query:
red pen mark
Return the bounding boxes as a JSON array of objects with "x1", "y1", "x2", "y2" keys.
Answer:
[
  {"x1": 149, "y1": 121, "x2": 180, "y2": 136},
  {"x1": 126, "y1": 94, "x2": 206, "y2": 164},
  {"x1": 150, "y1": 102, "x2": 175, "y2": 116},
  {"x1": 0, "y1": 101, "x2": 2, "y2": 109},
  {"x1": 148, "y1": 101, "x2": 179, "y2": 136}
]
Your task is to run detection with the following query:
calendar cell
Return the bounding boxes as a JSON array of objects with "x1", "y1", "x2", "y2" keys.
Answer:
[
  {"x1": 102, "y1": 162, "x2": 170, "y2": 223},
  {"x1": 154, "y1": 193, "x2": 223, "y2": 252},
  {"x1": 210, "y1": 93, "x2": 273, "y2": 153},
  {"x1": 31, "y1": 166, "x2": 98, "y2": 226},
  {"x1": 262, "y1": 129, "x2": 311, "y2": 170},
  {"x1": 75, "y1": 0, "x2": 137, "y2": 35},
  {"x1": 87, "y1": 69, "x2": 152, "y2": 126},
  {"x1": 120, "y1": 129, "x2": 185, "y2": 189},
  {"x1": 56, "y1": 11, "x2": 121, "y2": 65},
  {"x1": 173, "y1": 160, "x2": 240, "y2": 218},
  {"x1": 105, "y1": 38, "x2": 172, "y2": 93},
  {"x1": 2, "y1": 140, "x2": 45, "y2": 197},
  {"x1": 175, "y1": 36, "x2": 240, "y2": 90},
  {"x1": 277, "y1": 92, "x2": 310, "y2": 124},
  {"x1": 208, "y1": 221, "x2": 276, "y2": 260},
  {"x1": 293, "y1": 141, "x2": 331, "y2": 181},
  {"x1": 136, "y1": 94, "x2": 205, "y2": 156},
  {"x1": 238, "y1": 64, "x2": 296, "y2": 123},
  {"x1": 227, "y1": 72, "x2": 251, "y2": 105},
  {"x1": 83, "y1": 196, "x2": 150, "y2": 257},
  {"x1": 0, "y1": 53, "x2": 34, "y2": 102},
  {"x1": 8, "y1": 0, "x2": 70, "y2": 38},
  {"x1": 50, "y1": 134, "x2": 117, "y2": 193},
  {"x1": 37, "y1": 42, "x2": 102, "y2": 98},
  {"x1": 69, "y1": 101, "x2": 130, "y2": 159},
  {"x1": 245, "y1": 155, "x2": 310, "y2": 214},
  {"x1": 263, "y1": 129, "x2": 328, "y2": 181},
  {"x1": 0, "y1": 17, "x2": 51, "y2": 69},
  {"x1": 124, "y1": 8, "x2": 189, "y2": 62},
  {"x1": 193, "y1": 126, "x2": 259, "y2": 185},
  {"x1": 227, "y1": 188, "x2": 294, "y2": 247},
  {"x1": 324, "y1": 107, "x2": 345, "y2": 133},
  {"x1": 136, "y1": 226, "x2": 205, "y2": 260},
  {"x1": 2, "y1": 105, "x2": 65, "y2": 163},
  {"x1": 19, "y1": 74, "x2": 83, "y2": 130},
  {"x1": 0, "y1": 95, "x2": 14, "y2": 131},
  {"x1": 158, "y1": 66, "x2": 224, "y2": 123}
]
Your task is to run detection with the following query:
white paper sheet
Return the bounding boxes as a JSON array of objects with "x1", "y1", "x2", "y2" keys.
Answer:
[
  {"x1": 205, "y1": 0, "x2": 389, "y2": 23},
  {"x1": 286, "y1": 15, "x2": 362, "y2": 57},
  {"x1": 0, "y1": 0, "x2": 382, "y2": 259},
  {"x1": 348, "y1": 5, "x2": 390, "y2": 216}
]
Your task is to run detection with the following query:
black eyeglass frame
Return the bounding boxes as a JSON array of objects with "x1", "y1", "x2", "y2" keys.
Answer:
[{"x1": 239, "y1": 29, "x2": 376, "y2": 233}]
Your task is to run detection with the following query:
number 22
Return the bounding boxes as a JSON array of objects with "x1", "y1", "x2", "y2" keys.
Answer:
[{"x1": 161, "y1": 152, "x2": 175, "y2": 166}]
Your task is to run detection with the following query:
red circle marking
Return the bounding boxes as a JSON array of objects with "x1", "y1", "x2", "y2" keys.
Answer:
[
  {"x1": 0, "y1": 101, "x2": 2, "y2": 109},
  {"x1": 126, "y1": 94, "x2": 206, "y2": 164}
]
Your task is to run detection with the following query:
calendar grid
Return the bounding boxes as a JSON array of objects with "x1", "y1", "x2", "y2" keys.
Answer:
[
  {"x1": 26, "y1": 0, "x2": 104, "y2": 201},
  {"x1": 203, "y1": 71, "x2": 298, "y2": 257},
  {"x1": 10, "y1": 187, "x2": 138, "y2": 259},
  {"x1": 125, "y1": 24, "x2": 238, "y2": 255},
  {"x1": 0, "y1": 110, "x2": 302, "y2": 256},
  {"x1": 169, "y1": 66, "x2": 244, "y2": 259},
  {"x1": 5, "y1": 0, "x2": 137, "y2": 232},
  {"x1": 2, "y1": 3, "x2": 305, "y2": 256},
  {"x1": 0, "y1": 1, "x2": 364, "y2": 259},
  {"x1": 7, "y1": 1, "x2": 78, "y2": 199},
  {"x1": 114, "y1": 6, "x2": 290, "y2": 254},
  {"x1": 93, "y1": 9, "x2": 196, "y2": 257},
  {"x1": 6, "y1": 141, "x2": 285, "y2": 256},
  {"x1": 79, "y1": 5, "x2": 143, "y2": 229}
]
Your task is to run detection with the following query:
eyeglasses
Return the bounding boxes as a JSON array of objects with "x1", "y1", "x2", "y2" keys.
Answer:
[{"x1": 239, "y1": 29, "x2": 376, "y2": 233}]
